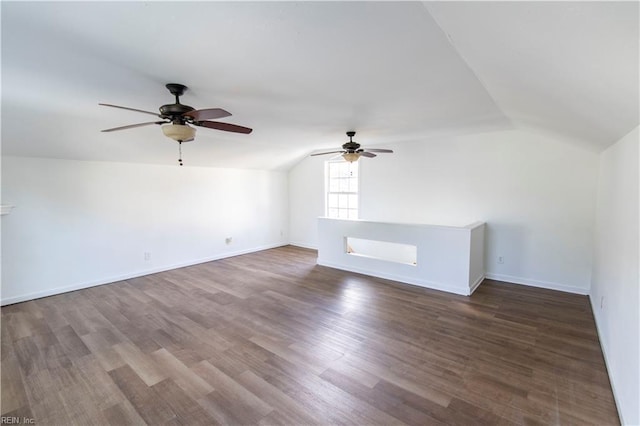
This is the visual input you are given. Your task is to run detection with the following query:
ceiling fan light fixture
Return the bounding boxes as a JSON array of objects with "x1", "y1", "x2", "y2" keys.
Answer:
[
  {"x1": 343, "y1": 152, "x2": 360, "y2": 162},
  {"x1": 162, "y1": 124, "x2": 196, "y2": 142}
]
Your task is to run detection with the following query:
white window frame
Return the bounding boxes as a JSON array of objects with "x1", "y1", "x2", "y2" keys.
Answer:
[{"x1": 325, "y1": 159, "x2": 359, "y2": 219}]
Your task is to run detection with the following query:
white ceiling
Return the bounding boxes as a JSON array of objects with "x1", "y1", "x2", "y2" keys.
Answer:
[
  {"x1": 427, "y1": 1, "x2": 639, "y2": 150},
  {"x1": 2, "y1": 1, "x2": 637, "y2": 170}
]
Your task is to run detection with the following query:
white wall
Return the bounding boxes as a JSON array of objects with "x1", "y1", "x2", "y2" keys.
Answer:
[
  {"x1": 288, "y1": 155, "x2": 325, "y2": 248},
  {"x1": 1, "y1": 156, "x2": 289, "y2": 305},
  {"x1": 590, "y1": 126, "x2": 639, "y2": 425},
  {"x1": 289, "y1": 129, "x2": 599, "y2": 293}
]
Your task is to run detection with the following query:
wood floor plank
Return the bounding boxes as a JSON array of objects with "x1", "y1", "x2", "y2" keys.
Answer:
[
  {"x1": 108, "y1": 365, "x2": 177, "y2": 424},
  {"x1": 73, "y1": 355, "x2": 127, "y2": 410},
  {"x1": 151, "y1": 378, "x2": 215, "y2": 425},
  {"x1": 55, "y1": 324, "x2": 92, "y2": 360},
  {"x1": 13, "y1": 335, "x2": 47, "y2": 377},
  {"x1": 338, "y1": 352, "x2": 453, "y2": 408},
  {"x1": 0, "y1": 351, "x2": 29, "y2": 415},
  {"x1": 249, "y1": 334, "x2": 329, "y2": 376},
  {"x1": 57, "y1": 372, "x2": 112, "y2": 426},
  {"x1": 196, "y1": 390, "x2": 245, "y2": 425},
  {"x1": 102, "y1": 401, "x2": 147, "y2": 426},
  {"x1": 80, "y1": 329, "x2": 127, "y2": 372},
  {"x1": 191, "y1": 360, "x2": 274, "y2": 420},
  {"x1": 149, "y1": 348, "x2": 214, "y2": 400},
  {"x1": 28, "y1": 390, "x2": 69, "y2": 424},
  {"x1": 324, "y1": 362, "x2": 381, "y2": 389},
  {"x1": 261, "y1": 356, "x2": 407, "y2": 426},
  {"x1": 235, "y1": 370, "x2": 320, "y2": 425},
  {"x1": 112, "y1": 342, "x2": 167, "y2": 387},
  {"x1": 1, "y1": 246, "x2": 620, "y2": 425}
]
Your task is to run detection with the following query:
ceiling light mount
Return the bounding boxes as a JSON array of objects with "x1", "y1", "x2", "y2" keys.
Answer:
[{"x1": 166, "y1": 83, "x2": 187, "y2": 97}]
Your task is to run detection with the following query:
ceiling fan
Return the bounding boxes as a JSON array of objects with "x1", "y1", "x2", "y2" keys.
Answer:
[
  {"x1": 311, "y1": 131, "x2": 393, "y2": 162},
  {"x1": 99, "y1": 83, "x2": 252, "y2": 165}
]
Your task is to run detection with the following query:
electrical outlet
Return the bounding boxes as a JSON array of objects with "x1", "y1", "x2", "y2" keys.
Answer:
[
  {"x1": 144, "y1": 252, "x2": 151, "y2": 261},
  {"x1": 497, "y1": 256, "x2": 504, "y2": 264},
  {"x1": 225, "y1": 237, "x2": 233, "y2": 245}
]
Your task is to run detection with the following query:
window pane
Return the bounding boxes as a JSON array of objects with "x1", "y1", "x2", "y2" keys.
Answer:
[
  {"x1": 328, "y1": 194, "x2": 338, "y2": 208},
  {"x1": 349, "y1": 194, "x2": 358, "y2": 209},
  {"x1": 350, "y1": 162, "x2": 358, "y2": 177},
  {"x1": 326, "y1": 160, "x2": 358, "y2": 220},
  {"x1": 339, "y1": 162, "x2": 351, "y2": 177}
]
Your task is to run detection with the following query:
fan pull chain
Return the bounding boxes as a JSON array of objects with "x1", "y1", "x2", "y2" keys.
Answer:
[{"x1": 178, "y1": 141, "x2": 183, "y2": 166}]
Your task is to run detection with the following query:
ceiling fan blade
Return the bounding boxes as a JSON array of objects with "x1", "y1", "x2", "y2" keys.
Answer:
[
  {"x1": 310, "y1": 150, "x2": 345, "y2": 156},
  {"x1": 365, "y1": 148, "x2": 394, "y2": 153},
  {"x1": 194, "y1": 121, "x2": 253, "y2": 134},
  {"x1": 99, "y1": 103, "x2": 162, "y2": 117},
  {"x1": 101, "y1": 121, "x2": 167, "y2": 132},
  {"x1": 359, "y1": 151, "x2": 377, "y2": 158},
  {"x1": 183, "y1": 108, "x2": 231, "y2": 121}
]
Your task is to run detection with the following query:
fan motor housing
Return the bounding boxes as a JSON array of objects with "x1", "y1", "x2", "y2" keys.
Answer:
[
  {"x1": 160, "y1": 103, "x2": 195, "y2": 117},
  {"x1": 342, "y1": 141, "x2": 361, "y2": 151}
]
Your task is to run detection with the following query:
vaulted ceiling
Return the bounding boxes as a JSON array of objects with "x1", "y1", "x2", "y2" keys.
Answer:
[{"x1": 2, "y1": 2, "x2": 637, "y2": 170}]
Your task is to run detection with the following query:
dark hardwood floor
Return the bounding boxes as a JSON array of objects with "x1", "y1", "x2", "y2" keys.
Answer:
[{"x1": 1, "y1": 246, "x2": 619, "y2": 425}]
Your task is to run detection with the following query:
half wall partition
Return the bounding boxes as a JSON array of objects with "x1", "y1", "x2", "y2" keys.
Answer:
[{"x1": 317, "y1": 218, "x2": 485, "y2": 296}]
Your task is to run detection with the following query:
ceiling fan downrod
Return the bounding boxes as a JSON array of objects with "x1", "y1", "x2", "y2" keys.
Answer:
[{"x1": 343, "y1": 131, "x2": 360, "y2": 151}]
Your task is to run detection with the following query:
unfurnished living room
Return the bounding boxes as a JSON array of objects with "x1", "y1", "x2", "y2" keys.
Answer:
[{"x1": 1, "y1": 1, "x2": 638, "y2": 425}]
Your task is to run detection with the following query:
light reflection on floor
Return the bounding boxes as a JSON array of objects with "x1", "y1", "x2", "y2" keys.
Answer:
[{"x1": 338, "y1": 279, "x2": 374, "y2": 313}]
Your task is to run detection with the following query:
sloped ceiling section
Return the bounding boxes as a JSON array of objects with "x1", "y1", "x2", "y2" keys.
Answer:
[
  {"x1": 1, "y1": 2, "x2": 637, "y2": 170},
  {"x1": 426, "y1": 1, "x2": 639, "y2": 150}
]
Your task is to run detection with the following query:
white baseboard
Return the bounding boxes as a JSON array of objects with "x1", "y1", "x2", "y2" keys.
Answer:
[
  {"x1": 589, "y1": 294, "x2": 626, "y2": 425},
  {"x1": 0, "y1": 243, "x2": 288, "y2": 306},
  {"x1": 484, "y1": 272, "x2": 588, "y2": 295},
  {"x1": 317, "y1": 259, "x2": 471, "y2": 296},
  {"x1": 469, "y1": 274, "x2": 485, "y2": 295},
  {"x1": 288, "y1": 241, "x2": 318, "y2": 250},
  {"x1": 3, "y1": 250, "x2": 589, "y2": 304}
]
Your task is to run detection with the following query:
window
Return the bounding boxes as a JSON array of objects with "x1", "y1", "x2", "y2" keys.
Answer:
[{"x1": 326, "y1": 160, "x2": 358, "y2": 219}]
